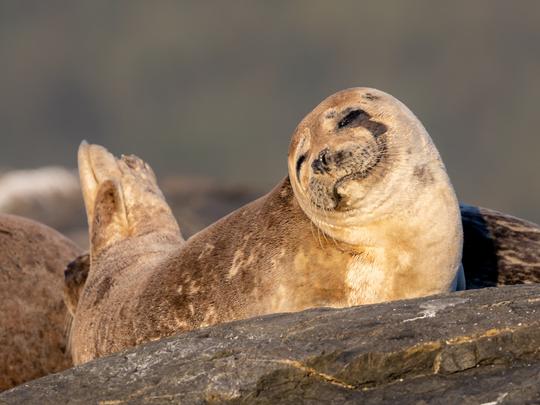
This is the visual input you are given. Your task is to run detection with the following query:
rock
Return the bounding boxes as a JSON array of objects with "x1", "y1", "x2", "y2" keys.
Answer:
[
  {"x1": 461, "y1": 204, "x2": 540, "y2": 288},
  {"x1": 1, "y1": 284, "x2": 538, "y2": 404},
  {"x1": 0, "y1": 215, "x2": 81, "y2": 391},
  {"x1": 0, "y1": 168, "x2": 84, "y2": 238}
]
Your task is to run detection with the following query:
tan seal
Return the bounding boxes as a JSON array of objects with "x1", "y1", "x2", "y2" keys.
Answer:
[
  {"x1": 0, "y1": 214, "x2": 81, "y2": 391},
  {"x1": 69, "y1": 88, "x2": 464, "y2": 364}
]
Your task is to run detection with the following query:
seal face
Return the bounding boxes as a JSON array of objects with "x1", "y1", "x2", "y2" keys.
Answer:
[
  {"x1": 288, "y1": 88, "x2": 450, "y2": 240},
  {"x1": 296, "y1": 106, "x2": 388, "y2": 211},
  {"x1": 69, "y1": 88, "x2": 464, "y2": 364}
]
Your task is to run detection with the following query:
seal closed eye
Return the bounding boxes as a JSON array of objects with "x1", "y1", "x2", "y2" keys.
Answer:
[
  {"x1": 337, "y1": 108, "x2": 388, "y2": 138},
  {"x1": 338, "y1": 109, "x2": 368, "y2": 129}
]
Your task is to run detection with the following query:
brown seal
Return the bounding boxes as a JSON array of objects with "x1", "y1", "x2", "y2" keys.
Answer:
[
  {"x1": 69, "y1": 88, "x2": 463, "y2": 364},
  {"x1": 0, "y1": 214, "x2": 81, "y2": 391}
]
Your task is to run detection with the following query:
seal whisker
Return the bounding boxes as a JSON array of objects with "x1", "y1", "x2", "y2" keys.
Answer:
[{"x1": 310, "y1": 221, "x2": 323, "y2": 250}]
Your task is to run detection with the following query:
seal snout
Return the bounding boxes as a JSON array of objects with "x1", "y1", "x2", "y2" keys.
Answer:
[{"x1": 306, "y1": 142, "x2": 384, "y2": 211}]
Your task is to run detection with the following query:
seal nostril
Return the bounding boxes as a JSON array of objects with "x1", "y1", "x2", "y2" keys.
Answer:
[
  {"x1": 312, "y1": 149, "x2": 332, "y2": 174},
  {"x1": 312, "y1": 159, "x2": 324, "y2": 174},
  {"x1": 321, "y1": 152, "x2": 329, "y2": 166}
]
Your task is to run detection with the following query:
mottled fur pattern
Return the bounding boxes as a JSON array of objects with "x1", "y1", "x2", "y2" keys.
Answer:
[{"x1": 69, "y1": 88, "x2": 463, "y2": 364}]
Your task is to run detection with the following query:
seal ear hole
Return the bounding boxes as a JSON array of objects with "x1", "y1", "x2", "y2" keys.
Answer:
[
  {"x1": 338, "y1": 109, "x2": 367, "y2": 129},
  {"x1": 296, "y1": 154, "x2": 306, "y2": 180}
]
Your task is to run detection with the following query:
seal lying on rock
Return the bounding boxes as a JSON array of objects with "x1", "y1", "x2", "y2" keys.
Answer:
[
  {"x1": 65, "y1": 204, "x2": 540, "y2": 317},
  {"x1": 0, "y1": 214, "x2": 81, "y2": 391},
  {"x1": 69, "y1": 88, "x2": 464, "y2": 364}
]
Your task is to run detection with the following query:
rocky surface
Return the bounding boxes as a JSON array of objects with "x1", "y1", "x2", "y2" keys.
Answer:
[
  {"x1": 0, "y1": 168, "x2": 85, "y2": 244},
  {"x1": 1, "y1": 284, "x2": 538, "y2": 404},
  {"x1": 461, "y1": 204, "x2": 540, "y2": 288}
]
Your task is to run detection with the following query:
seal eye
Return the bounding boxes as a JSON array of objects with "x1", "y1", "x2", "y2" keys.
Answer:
[
  {"x1": 337, "y1": 109, "x2": 367, "y2": 129},
  {"x1": 296, "y1": 154, "x2": 306, "y2": 180},
  {"x1": 337, "y1": 108, "x2": 388, "y2": 138}
]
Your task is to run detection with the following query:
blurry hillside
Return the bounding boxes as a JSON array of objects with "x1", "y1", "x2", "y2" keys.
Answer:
[
  {"x1": 0, "y1": 1, "x2": 539, "y2": 222},
  {"x1": 0, "y1": 167, "x2": 260, "y2": 248}
]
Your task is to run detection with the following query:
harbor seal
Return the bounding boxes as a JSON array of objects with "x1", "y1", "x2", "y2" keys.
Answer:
[
  {"x1": 0, "y1": 214, "x2": 81, "y2": 391},
  {"x1": 69, "y1": 88, "x2": 464, "y2": 364}
]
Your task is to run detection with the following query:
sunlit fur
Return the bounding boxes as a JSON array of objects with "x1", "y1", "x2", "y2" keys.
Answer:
[
  {"x1": 288, "y1": 87, "x2": 463, "y2": 298},
  {"x1": 69, "y1": 88, "x2": 464, "y2": 364}
]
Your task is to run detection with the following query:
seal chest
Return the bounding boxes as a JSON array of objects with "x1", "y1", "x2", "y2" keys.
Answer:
[{"x1": 346, "y1": 253, "x2": 389, "y2": 305}]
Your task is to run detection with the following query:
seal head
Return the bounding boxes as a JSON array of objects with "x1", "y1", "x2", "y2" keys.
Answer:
[{"x1": 288, "y1": 88, "x2": 456, "y2": 246}]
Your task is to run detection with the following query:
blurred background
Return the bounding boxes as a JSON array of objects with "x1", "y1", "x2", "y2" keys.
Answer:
[{"x1": 1, "y1": 0, "x2": 539, "y2": 238}]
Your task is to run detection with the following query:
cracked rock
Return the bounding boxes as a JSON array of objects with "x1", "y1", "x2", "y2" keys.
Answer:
[{"x1": 1, "y1": 285, "x2": 539, "y2": 404}]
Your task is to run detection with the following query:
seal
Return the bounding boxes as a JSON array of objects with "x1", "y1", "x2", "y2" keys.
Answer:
[
  {"x1": 69, "y1": 88, "x2": 464, "y2": 364},
  {"x1": 0, "y1": 214, "x2": 81, "y2": 391}
]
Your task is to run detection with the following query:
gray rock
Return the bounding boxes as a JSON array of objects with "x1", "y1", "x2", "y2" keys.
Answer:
[
  {"x1": 1, "y1": 284, "x2": 538, "y2": 404},
  {"x1": 461, "y1": 204, "x2": 540, "y2": 287}
]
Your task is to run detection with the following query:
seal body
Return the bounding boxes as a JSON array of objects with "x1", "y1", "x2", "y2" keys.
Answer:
[
  {"x1": 0, "y1": 214, "x2": 81, "y2": 391},
  {"x1": 70, "y1": 88, "x2": 463, "y2": 364}
]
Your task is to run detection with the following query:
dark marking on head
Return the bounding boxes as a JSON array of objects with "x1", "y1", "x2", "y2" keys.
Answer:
[
  {"x1": 413, "y1": 165, "x2": 435, "y2": 184},
  {"x1": 338, "y1": 109, "x2": 366, "y2": 129},
  {"x1": 363, "y1": 93, "x2": 379, "y2": 100},
  {"x1": 337, "y1": 108, "x2": 388, "y2": 138},
  {"x1": 325, "y1": 110, "x2": 336, "y2": 119},
  {"x1": 94, "y1": 275, "x2": 113, "y2": 306},
  {"x1": 295, "y1": 154, "x2": 306, "y2": 181}
]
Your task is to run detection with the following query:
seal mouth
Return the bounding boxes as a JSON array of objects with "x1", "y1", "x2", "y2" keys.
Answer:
[
  {"x1": 332, "y1": 172, "x2": 367, "y2": 211},
  {"x1": 331, "y1": 150, "x2": 384, "y2": 211}
]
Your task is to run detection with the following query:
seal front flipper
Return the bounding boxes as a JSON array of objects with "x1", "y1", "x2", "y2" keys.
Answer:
[{"x1": 78, "y1": 142, "x2": 183, "y2": 257}]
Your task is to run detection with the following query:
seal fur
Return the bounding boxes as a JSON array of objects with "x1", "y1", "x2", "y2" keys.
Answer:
[
  {"x1": 0, "y1": 214, "x2": 81, "y2": 390},
  {"x1": 69, "y1": 88, "x2": 463, "y2": 364}
]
